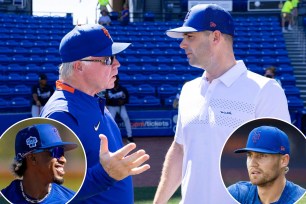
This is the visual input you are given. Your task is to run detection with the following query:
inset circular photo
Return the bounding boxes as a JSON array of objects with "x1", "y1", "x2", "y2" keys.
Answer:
[
  {"x1": 0, "y1": 118, "x2": 86, "y2": 203},
  {"x1": 221, "y1": 118, "x2": 306, "y2": 204}
]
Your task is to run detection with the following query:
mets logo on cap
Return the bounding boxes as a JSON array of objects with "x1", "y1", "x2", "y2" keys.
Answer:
[
  {"x1": 252, "y1": 130, "x2": 261, "y2": 143},
  {"x1": 102, "y1": 28, "x2": 111, "y2": 39}
]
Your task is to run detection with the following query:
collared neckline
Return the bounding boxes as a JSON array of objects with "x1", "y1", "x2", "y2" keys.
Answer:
[
  {"x1": 56, "y1": 80, "x2": 75, "y2": 93},
  {"x1": 218, "y1": 60, "x2": 247, "y2": 87},
  {"x1": 202, "y1": 60, "x2": 247, "y2": 87}
]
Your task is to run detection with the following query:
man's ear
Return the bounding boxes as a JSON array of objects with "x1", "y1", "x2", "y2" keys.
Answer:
[
  {"x1": 212, "y1": 30, "x2": 222, "y2": 43},
  {"x1": 73, "y1": 61, "x2": 83, "y2": 71},
  {"x1": 281, "y1": 154, "x2": 290, "y2": 168}
]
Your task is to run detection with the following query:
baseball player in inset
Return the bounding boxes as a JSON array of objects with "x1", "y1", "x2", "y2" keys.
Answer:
[
  {"x1": 228, "y1": 126, "x2": 306, "y2": 204},
  {"x1": 1, "y1": 124, "x2": 78, "y2": 203}
]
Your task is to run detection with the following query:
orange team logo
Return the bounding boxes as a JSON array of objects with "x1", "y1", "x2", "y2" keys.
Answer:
[
  {"x1": 210, "y1": 22, "x2": 217, "y2": 28},
  {"x1": 102, "y1": 28, "x2": 111, "y2": 39},
  {"x1": 252, "y1": 130, "x2": 260, "y2": 143}
]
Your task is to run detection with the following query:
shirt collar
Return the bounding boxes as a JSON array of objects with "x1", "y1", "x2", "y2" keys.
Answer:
[
  {"x1": 202, "y1": 60, "x2": 247, "y2": 87},
  {"x1": 56, "y1": 80, "x2": 75, "y2": 93}
]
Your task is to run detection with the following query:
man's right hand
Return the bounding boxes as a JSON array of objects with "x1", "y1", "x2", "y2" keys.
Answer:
[{"x1": 99, "y1": 134, "x2": 150, "y2": 180}]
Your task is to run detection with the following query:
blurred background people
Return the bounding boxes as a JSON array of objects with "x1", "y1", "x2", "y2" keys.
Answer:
[
  {"x1": 281, "y1": 0, "x2": 293, "y2": 32},
  {"x1": 98, "y1": 9, "x2": 111, "y2": 26},
  {"x1": 119, "y1": 4, "x2": 129, "y2": 26},
  {"x1": 105, "y1": 75, "x2": 134, "y2": 143},
  {"x1": 264, "y1": 66, "x2": 282, "y2": 87},
  {"x1": 31, "y1": 74, "x2": 54, "y2": 117}
]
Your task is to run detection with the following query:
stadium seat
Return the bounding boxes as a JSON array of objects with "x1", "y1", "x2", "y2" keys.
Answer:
[
  {"x1": 126, "y1": 96, "x2": 141, "y2": 107},
  {"x1": 164, "y1": 74, "x2": 179, "y2": 82},
  {"x1": 287, "y1": 96, "x2": 304, "y2": 111},
  {"x1": 124, "y1": 85, "x2": 138, "y2": 94},
  {"x1": 137, "y1": 84, "x2": 156, "y2": 96},
  {"x1": 25, "y1": 64, "x2": 41, "y2": 73},
  {"x1": 283, "y1": 86, "x2": 300, "y2": 98},
  {"x1": 157, "y1": 84, "x2": 177, "y2": 99},
  {"x1": 118, "y1": 73, "x2": 131, "y2": 82},
  {"x1": 0, "y1": 98, "x2": 9, "y2": 110},
  {"x1": 12, "y1": 54, "x2": 28, "y2": 64},
  {"x1": 7, "y1": 64, "x2": 24, "y2": 73},
  {"x1": 45, "y1": 73, "x2": 58, "y2": 82},
  {"x1": 20, "y1": 40, "x2": 34, "y2": 47},
  {"x1": 0, "y1": 85, "x2": 12, "y2": 96},
  {"x1": 148, "y1": 74, "x2": 164, "y2": 82},
  {"x1": 24, "y1": 73, "x2": 39, "y2": 84},
  {"x1": 131, "y1": 74, "x2": 148, "y2": 82},
  {"x1": 0, "y1": 54, "x2": 11, "y2": 63},
  {"x1": 0, "y1": 47, "x2": 12, "y2": 54},
  {"x1": 7, "y1": 73, "x2": 24, "y2": 83},
  {"x1": 141, "y1": 96, "x2": 160, "y2": 107},
  {"x1": 164, "y1": 96, "x2": 176, "y2": 107},
  {"x1": 10, "y1": 97, "x2": 31, "y2": 110},
  {"x1": 280, "y1": 74, "x2": 296, "y2": 86},
  {"x1": 29, "y1": 55, "x2": 42, "y2": 63},
  {"x1": 141, "y1": 64, "x2": 157, "y2": 72},
  {"x1": 13, "y1": 84, "x2": 32, "y2": 96}
]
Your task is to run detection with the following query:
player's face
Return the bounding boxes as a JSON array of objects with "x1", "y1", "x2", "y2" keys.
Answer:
[
  {"x1": 180, "y1": 31, "x2": 213, "y2": 69},
  {"x1": 34, "y1": 149, "x2": 67, "y2": 185},
  {"x1": 246, "y1": 152, "x2": 282, "y2": 187},
  {"x1": 82, "y1": 56, "x2": 119, "y2": 94}
]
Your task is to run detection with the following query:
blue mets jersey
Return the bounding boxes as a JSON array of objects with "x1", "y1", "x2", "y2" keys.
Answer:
[
  {"x1": 41, "y1": 81, "x2": 133, "y2": 204},
  {"x1": 1, "y1": 180, "x2": 75, "y2": 203},
  {"x1": 228, "y1": 180, "x2": 306, "y2": 204}
]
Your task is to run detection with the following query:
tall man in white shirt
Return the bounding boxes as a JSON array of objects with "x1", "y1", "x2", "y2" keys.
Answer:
[{"x1": 153, "y1": 4, "x2": 290, "y2": 204}]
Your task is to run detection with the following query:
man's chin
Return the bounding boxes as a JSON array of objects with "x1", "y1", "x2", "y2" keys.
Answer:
[{"x1": 53, "y1": 177, "x2": 64, "y2": 185}]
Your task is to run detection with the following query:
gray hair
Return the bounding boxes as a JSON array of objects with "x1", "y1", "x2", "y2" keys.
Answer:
[
  {"x1": 59, "y1": 61, "x2": 91, "y2": 80},
  {"x1": 59, "y1": 62, "x2": 74, "y2": 80}
]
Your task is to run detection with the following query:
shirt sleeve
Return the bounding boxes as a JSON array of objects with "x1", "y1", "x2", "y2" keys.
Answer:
[
  {"x1": 47, "y1": 112, "x2": 117, "y2": 201},
  {"x1": 255, "y1": 80, "x2": 291, "y2": 122}
]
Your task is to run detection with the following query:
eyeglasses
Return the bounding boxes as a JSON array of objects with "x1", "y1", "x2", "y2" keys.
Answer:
[
  {"x1": 80, "y1": 55, "x2": 115, "y2": 65},
  {"x1": 33, "y1": 147, "x2": 65, "y2": 160}
]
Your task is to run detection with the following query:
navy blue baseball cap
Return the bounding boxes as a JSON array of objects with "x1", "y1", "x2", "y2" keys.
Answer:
[
  {"x1": 234, "y1": 126, "x2": 290, "y2": 155},
  {"x1": 15, "y1": 124, "x2": 78, "y2": 161},
  {"x1": 166, "y1": 4, "x2": 234, "y2": 38},
  {"x1": 59, "y1": 24, "x2": 131, "y2": 63}
]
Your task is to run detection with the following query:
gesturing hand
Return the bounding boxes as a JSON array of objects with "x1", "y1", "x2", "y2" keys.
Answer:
[{"x1": 99, "y1": 134, "x2": 150, "y2": 181}]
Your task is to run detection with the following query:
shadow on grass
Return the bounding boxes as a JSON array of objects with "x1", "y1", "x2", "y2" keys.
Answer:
[{"x1": 134, "y1": 186, "x2": 181, "y2": 204}]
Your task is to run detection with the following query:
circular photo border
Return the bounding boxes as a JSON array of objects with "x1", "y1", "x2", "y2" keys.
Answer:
[
  {"x1": 0, "y1": 117, "x2": 87, "y2": 204},
  {"x1": 221, "y1": 117, "x2": 306, "y2": 203}
]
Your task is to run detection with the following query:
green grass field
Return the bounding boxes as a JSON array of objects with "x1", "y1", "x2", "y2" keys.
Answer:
[{"x1": 134, "y1": 186, "x2": 181, "y2": 204}]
